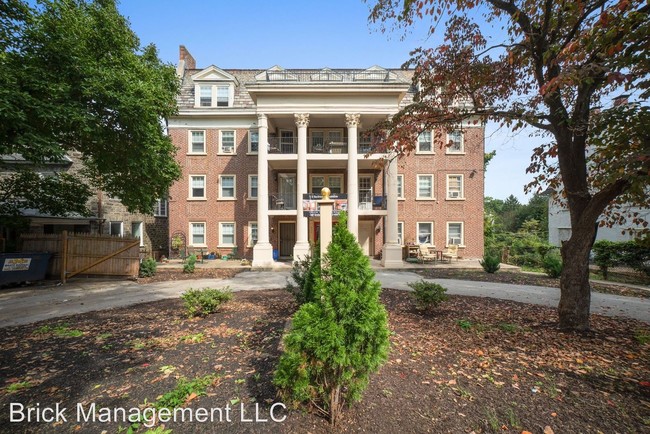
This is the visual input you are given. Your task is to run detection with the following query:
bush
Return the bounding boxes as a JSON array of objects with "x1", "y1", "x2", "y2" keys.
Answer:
[
  {"x1": 407, "y1": 279, "x2": 448, "y2": 310},
  {"x1": 181, "y1": 287, "x2": 232, "y2": 317},
  {"x1": 274, "y1": 212, "x2": 389, "y2": 425},
  {"x1": 139, "y1": 257, "x2": 157, "y2": 277},
  {"x1": 285, "y1": 245, "x2": 321, "y2": 305},
  {"x1": 542, "y1": 253, "x2": 563, "y2": 278},
  {"x1": 593, "y1": 240, "x2": 650, "y2": 278},
  {"x1": 479, "y1": 254, "x2": 501, "y2": 273},
  {"x1": 183, "y1": 254, "x2": 196, "y2": 273}
]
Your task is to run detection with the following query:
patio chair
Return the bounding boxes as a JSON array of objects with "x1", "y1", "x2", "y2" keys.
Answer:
[
  {"x1": 418, "y1": 244, "x2": 437, "y2": 263},
  {"x1": 442, "y1": 244, "x2": 459, "y2": 262}
]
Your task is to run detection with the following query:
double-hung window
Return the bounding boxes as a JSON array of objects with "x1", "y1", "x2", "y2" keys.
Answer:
[
  {"x1": 220, "y1": 222, "x2": 235, "y2": 246},
  {"x1": 220, "y1": 130, "x2": 235, "y2": 154},
  {"x1": 220, "y1": 175, "x2": 235, "y2": 199},
  {"x1": 190, "y1": 131, "x2": 205, "y2": 154},
  {"x1": 447, "y1": 222, "x2": 464, "y2": 245},
  {"x1": 417, "y1": 131, "x2": 432, "y2": 153},
  {"x1": 417, "y1": 222, "x2": 434, "y2": 245},
  {"x1": 417, "y1": 175, "x2": 434, "y2": 199},
  {"x1": 447, "y1": 130, "x2": 464, "y2": 153},
  {"x1": 132, "y1": 222, "x2": 144, "y2": 247},
  {"x1": 249, "y1": 130, "x2": 259, "y2": 153},
  {"x1": 248, "y1": 175, "x2": 258, "y2": 199},
  {"x1": 397, "y1": 221, "x2": 404, "y2": 245},
  {"x1": 153, "y1": 198, "x2": 168, "y2": 217},
  {"x1": 447, "y1": 175, "x2": 464, "y2": 199},
  {"x1": 199, "y1": 86, "x2": 212, "y2": 107},
  {"x1": 397, "y1": 174, "x2": 404, "y2": 199},
  {"x1": 190, "y1": 175, "x2": 206, "y2": 199},
  {"x1": 248, "y1": 222, "x2": 258, "y2": 247},
  {"x1": 216, "y1": 86, "x2": 229, "y2": 107},
  {"x1": 190, "y1": 222, "x2": 206, "y2": 246}
]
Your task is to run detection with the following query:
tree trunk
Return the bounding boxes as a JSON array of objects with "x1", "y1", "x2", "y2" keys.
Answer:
[{"x1": 558, "y1": 224, "x2": 596, "y2": 331}]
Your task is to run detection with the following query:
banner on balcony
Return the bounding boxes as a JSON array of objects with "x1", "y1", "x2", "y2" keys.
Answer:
[{"x1": 302, "y1": 193, "x2": 348, "y2": 217}]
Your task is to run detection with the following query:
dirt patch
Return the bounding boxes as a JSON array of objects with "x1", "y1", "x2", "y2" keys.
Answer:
[
  {"x1": 416, "y1": 269, "x2": 650, "y2": 299},
  {"x1": 0, "y1": 289, "x2": 648, "y2": 433},
  {"x1": 137, "y1": 268, "x2": 242, "y2": 284}
]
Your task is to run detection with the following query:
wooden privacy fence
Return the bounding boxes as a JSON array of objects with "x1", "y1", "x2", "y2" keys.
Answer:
[{"x1": 21, "y1": 231, "x2": 140, "y2": 283}]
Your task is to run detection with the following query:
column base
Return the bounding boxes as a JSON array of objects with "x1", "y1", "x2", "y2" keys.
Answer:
[
  {"x1": 381, "y1": 244, "x2": 404, "y2": 268},
  {"x1": 252, "y1": 242, "x2": 275, "y2": 268},
  {"x1": 293, "y1": 241, "x2": 311, "y2": 262}
]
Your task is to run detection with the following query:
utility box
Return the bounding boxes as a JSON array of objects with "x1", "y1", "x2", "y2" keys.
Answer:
[{"x1": 0, "y1": 252, "x2": 52, "y2": 286}]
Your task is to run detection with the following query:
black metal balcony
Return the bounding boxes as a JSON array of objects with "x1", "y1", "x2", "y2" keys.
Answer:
[
  {"x1": 308, "y1": 138, "x2": 348, "y2": 154},
  {"x1": 268, "y1": 193, "x2": 297, "y2": 210}
]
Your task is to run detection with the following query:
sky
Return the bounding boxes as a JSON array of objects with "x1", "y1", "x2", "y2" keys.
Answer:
[{"x1": 118, "y1": 0, "x2": 539, "y2": 203}]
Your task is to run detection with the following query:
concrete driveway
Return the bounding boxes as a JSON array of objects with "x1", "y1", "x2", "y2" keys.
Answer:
[{"x1": 0, "y1": 270, "x2": 648, "y2": 328}]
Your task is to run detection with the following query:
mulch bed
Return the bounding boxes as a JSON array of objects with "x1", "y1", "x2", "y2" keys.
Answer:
[
  {"x1": 1, "y1": 288, "x2": 648, "y2": 433},
  {"x1": 137, "y1": 268, "x2": 242, "y2": 284},
  {"x1": 416, "y1": 269, "x2": 650, "y2": 299}
]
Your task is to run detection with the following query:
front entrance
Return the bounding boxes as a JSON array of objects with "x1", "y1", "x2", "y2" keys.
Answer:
[
  {"x1": 359, "y1": 221, "x2": 374, "y2": 256},
  {"x1": 278, "y1": 222, "x2": 296, "y2": 258}
]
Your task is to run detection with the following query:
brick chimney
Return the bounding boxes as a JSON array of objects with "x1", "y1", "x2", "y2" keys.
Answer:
[{"x1": 179, "y1": 45, "x2": 196, "y2": 70}]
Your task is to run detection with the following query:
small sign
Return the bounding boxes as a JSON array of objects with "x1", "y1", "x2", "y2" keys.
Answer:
[
  {"x1": 302, "y1": 193, "x2": 348, "y2": 217},
  {"x1": 2, "y1": 258, "x2": 31, "y2": 272}
]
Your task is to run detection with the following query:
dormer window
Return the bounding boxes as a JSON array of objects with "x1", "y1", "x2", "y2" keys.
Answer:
[
  {"x1": 192, "y1": 66, "x2": 238, "y2": 108},
  {"x1": 199, "y1": 86, "x2": 212, "y2": 107}
]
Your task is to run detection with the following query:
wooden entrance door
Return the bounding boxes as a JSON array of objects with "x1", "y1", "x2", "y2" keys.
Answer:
[{"x1": 279, "y1": 222, "x2": 296, "y2": 258}]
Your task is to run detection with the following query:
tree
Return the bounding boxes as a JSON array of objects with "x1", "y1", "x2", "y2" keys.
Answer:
[
  {"x1": 274, "y1": 213, "x2": 390, "y2": 424},
  {"x1": 0, "y1": 0, "x2": 181, "y2": 216},
  {"x1": 369, "y1": 0, "x2": 649, "y2": 330}
]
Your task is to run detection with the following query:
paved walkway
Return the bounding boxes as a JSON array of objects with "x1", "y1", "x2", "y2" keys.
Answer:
[{"x1": 0, "y1": 271, "x2": 648, "y2": 328}]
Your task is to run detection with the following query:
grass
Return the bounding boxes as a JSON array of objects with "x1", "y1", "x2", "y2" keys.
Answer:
[
  {"x1": 634, "y1": 330, "x2": 650, "y2": 345},
  {"x1": 180, "y1": 332, "x2": 205, "y2": 343},
  {"x1": 155, "y1": 374, "x2": 217, "y2": 410},
  {"x1": 5, "y1": 381, "x2": 32, "y2": 393},
  {"x1": 34, "y1": 324, "x2": 84, "y2": 338}
]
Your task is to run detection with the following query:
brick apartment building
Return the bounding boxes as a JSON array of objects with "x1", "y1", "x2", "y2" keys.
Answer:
[{"x1": 168, "y1": 46, "x2": 484, "y2": 267}]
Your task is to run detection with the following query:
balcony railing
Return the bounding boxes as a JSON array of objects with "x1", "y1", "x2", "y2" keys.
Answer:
[
  {"x1": 269, "y1": 193, "x2": 297, "y2": 210},
  {"x1": 268, "y1": 137, "x2": 297, "y2": 154},
  {"x1": 308, "y1": 138, "x2": 348, "y2": 154},
  {"x1": 359, "y1": 195, "x2": 387, "y2": 210}
]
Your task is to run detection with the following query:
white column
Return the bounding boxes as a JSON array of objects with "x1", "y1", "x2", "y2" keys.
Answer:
[
  {"x1": 346, "y1": 113, "x2": 360, "y2": 239},
  {"x1": 382, "y1": 153, "x2": 403, "y2": 268},
  {"x1": 252, "y1": 114, "x2": 274, "y2": 268},
  {"x1": 293, "y1": 113, "x2": 310, "y2": 260}
]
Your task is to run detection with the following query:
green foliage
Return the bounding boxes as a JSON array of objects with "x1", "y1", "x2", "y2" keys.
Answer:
[
  {"x1": 274, "y1": 212, "x2": 390, "y2": 424},
  {"x1": 407, "y1": 279, "x2": 448, "y2": 310},
  {"x1": 457, "y1": 319, "x2": 472, "y2": 331},
  {"x1": 139, "y1": 257, "x2": 157, "y2": 278},
  {"x1": 543, "y1": 253, "x2": 563, "y2": 278},
  {"x1": 182, "y1": 255, "x2": 196, "y2": 274},
  {"x1": 593, "y1": 240, "x2": 650, "y2": 279},
  {"x1": 285, "y1": 245, "x2": 321, "y2": 305},
  {"x1": 480, "y1": 254, "x2": 501, "y2": 274},
  {"x1": 0, "y1": 0, "x2": 181, "y2": 216},
  {"x1": 34, "y1": 323, "x2": 83, "y2": 338},
  {"x1": 486, "y1": 230, "x2": 556, "y2": 269},
  {"x1": 181, "y1": 287, "x2": 232, "y2": 317},
  {"x1": 155, "y1": 374, "x2": 217, "y2": 410},
  {"x1": 634, "y1": 330, "x2": 650, "y2": 345}
]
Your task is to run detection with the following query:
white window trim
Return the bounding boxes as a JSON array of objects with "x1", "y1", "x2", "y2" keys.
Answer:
[
  {"x1": 248, "y1": 221, "x2": 258, "y2": 247},
  {"x1": 219, "y1": 175, "x2": 236, "y2": 200},
  {"x1": 248, "y1": 129, "x2": 259, "y2": 154},
  {"x1": 194, "y1": 83, "x2": 234, "y2": 108},
  {"x1": 187, "y1": 130, "x2": 206, "y2": 155},
  {"x1": 218, "y1": 130, "x2": 236, "y2": 155},
  {"x1": 416, "y1": 221, "x2": 434, "y2": 245},
  {"x1": 446, "y1": 174, "x2": 465, "y2": 200},
  {"x1": 446, "y1": 130, "x2": 465, "y2": 154},
  {"x1": 416, "y1": 174, "x2": 435, "y2": 200},
  {"x1": 397, "y1": 221, "x2": 404, "y2": 246},
  {"x1": 188, "y1": 174, "x2": 207, "y2": 200},
  {"x1": 416, "y1": 130, "x2": 434, "y2": 154},
  {"x1": 397, "y1": 174, "x2": 405, "y2": 200},
  {"x1": 446, "y1": 221, "x2": 465, "y2": 247},
  {"x1": 132, "y1": 221, "x2": 144, "y2": 247},
  {"x1": 309, "y1": 174, "x2": 344, "y2": 194},
  {"x1": 189, "y1": 222, "x2": 207, "y2": 247},
  {"x1": 153, "y1": 198, "x2": 168, "y2": 217},
  {"x1": 248, "y1": 174, "x2": 258, "y2": 200},
  {"x1": 219, "y1": 222, "x2": 237, "y2": 248}
]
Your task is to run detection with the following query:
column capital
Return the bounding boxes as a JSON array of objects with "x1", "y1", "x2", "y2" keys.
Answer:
[
  {"x1": 257, "y1": 113, "x2": 268, "y2": 127},
  {"x1": 294, "y1": 113, "x2": 310, "y2": 128},
  {"x1": 345, "y1": 113, "x2": 361, "y2": 128}
]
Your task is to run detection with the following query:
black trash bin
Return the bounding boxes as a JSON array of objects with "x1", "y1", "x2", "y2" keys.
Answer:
[{"x1": 0, "y1": 252, "x2": 52, "y2": 286}]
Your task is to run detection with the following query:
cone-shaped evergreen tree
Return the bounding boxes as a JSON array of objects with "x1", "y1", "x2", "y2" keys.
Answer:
[{"x1": 274, "y1": 212, "x2": 389, "y2": 424}]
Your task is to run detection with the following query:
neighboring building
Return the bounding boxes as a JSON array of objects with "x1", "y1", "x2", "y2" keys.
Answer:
[
  {"x1": 0, "y1": 153, "x2": 169, "y2": 259},
  {"x1": 168, "y1": 46, "x2": 485, "y2": 267},
  {"x1": 548, "y1": 198, "x2": 649, "y2": 246}
]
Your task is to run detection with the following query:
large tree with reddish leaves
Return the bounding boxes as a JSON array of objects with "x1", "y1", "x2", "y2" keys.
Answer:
[{"x1": 368, "y1": 0, "x2": 649, "y2": 330}]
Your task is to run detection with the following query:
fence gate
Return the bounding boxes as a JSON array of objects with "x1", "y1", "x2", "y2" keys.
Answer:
[{"x1": 20, "y1": 231, "x2": 140, "y2": 283}]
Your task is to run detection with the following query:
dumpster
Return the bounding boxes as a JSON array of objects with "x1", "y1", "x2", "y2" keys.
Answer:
[{"x1": 0, "y1": 252, "x2": 52, "y2": 286}]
